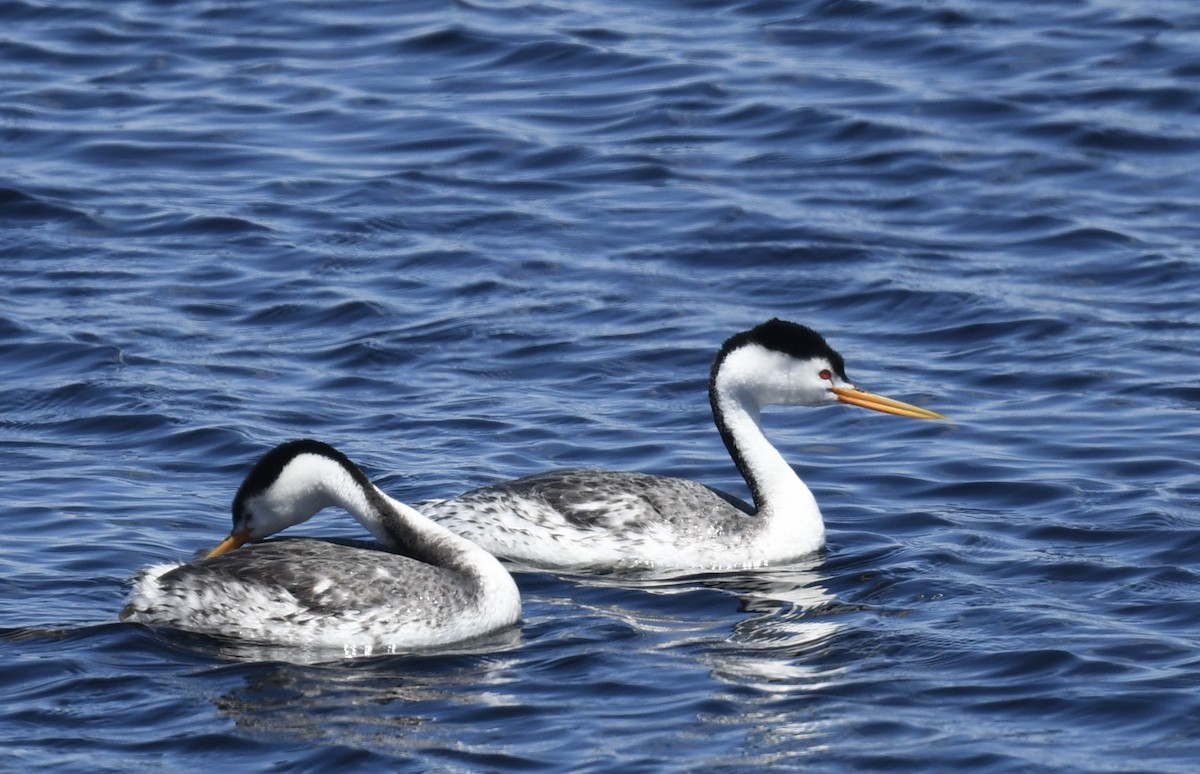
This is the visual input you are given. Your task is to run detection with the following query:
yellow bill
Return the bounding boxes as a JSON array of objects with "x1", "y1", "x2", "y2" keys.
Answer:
[
  {"x1": 205, "y1": 528, "x2": 252, "y2": 559},
  {"x1": 831, "y1": 385, "x2": 944, "y2": 420}
]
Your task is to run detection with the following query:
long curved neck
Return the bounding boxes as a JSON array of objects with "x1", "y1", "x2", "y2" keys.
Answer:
[
  {"x1": 311, "y1": 457, "x2": 501, "y2": 580},
  {"x1": 709, "y1": 351, "x2": 817, "y2": 521}
]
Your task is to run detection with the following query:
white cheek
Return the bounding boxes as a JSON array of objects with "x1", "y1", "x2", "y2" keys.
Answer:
[{"x1": 246, "y1": 493, "x2": 293, "y2": 537}]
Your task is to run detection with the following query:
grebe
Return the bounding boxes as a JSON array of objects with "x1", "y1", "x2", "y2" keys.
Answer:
[
  {"x1": 121, "y1": 440, "x2": 520, "y2": 653},
  {"x1": 420, "y1": 319, "x2": 942, "y2": 571}
]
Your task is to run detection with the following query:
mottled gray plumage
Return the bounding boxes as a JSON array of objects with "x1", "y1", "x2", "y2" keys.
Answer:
[
  {"x1": 423, "y1": 319, "x2": 941, "y2": 571},
  {"x1": 421, "y1": 468, "x2": 770, "y2": 571},
  {"x1": 122, "y1": 441, "x2": 521, "y2": 653},
  {"x1": 143, "y1": 538, "x2": 474, "y2": 624},
  {"x1": 465, "y1": 469, "x2": 752, "y2": 530}
]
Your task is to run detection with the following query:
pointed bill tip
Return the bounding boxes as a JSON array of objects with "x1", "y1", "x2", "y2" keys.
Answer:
[
  {"x1": 831, "y1": 386, "x2": 945, "y2": 420},
  {"x1": 205, "y1": 528, "x2": 252, "y2": 559}
]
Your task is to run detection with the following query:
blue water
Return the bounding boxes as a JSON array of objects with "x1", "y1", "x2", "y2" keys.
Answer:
[{"x1": 3, "y1": 0, "x2": 1199, "y2": 769}]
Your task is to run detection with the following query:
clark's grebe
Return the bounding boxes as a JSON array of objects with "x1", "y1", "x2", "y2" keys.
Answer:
[
  {"x1": 420, "y1": 319, "x2": 942, "y2": 571},
  {"x1": 121, "y1": 440, "x2": 521, "y2": 653}
]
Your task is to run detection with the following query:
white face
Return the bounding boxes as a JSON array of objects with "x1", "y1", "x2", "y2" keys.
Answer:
[
  {"x1": 716, "y1": 345, "x2": 851, "y2": 410},
  {"x1": 234, "y1": 454, "x2": 332, "y2": 540}
]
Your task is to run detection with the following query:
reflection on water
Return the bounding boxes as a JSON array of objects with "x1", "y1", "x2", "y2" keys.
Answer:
[
  {"x1": 193, "y1": 560, "x2": 846, "y2": 763},
  {"x1": 566, "y1": 559, "x2": 847, "y2": 766},
  {"x1": 699, "y1": 563, "x2": 844, "y2": 761},
  {"x1": 204, "y1": 623, "x2": 524, "y2": 666},
  {"x1": 561, "y1": 560, "x2": 845, "y2": 695},
  {"x1": 714, "y1": 564, "x2": 842, "y2": 690},
  {"x1": 211, "y1": 648, "x2": 527, "y2": 755},
  {"x1": 4, "y1": 0, "x2": 1199, "y2": 765}
]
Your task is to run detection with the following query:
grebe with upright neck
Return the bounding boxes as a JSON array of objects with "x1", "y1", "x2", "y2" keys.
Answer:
[
  {"x1": 420, "y1": 319, "x2": 942, "y2": 572},
  {"x1": 121, "y1": 440, "x2": 521, "y2": 653}
]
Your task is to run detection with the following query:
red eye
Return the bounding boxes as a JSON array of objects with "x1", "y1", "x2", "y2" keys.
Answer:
[{"x1": 819, "y1": 369, "x2": 832, "y2": 381}]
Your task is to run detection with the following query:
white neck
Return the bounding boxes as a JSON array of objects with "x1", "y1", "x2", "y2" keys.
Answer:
[
  {"x1": 711, "y1": 349, "x2": 824, "y2": 548},
  {"x1": 282, "y1": 454, "x2": 514, "y2": 587}
]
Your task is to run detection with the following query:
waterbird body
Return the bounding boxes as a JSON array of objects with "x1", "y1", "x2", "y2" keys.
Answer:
[
  {"x1": 421, "y1": 319, "x2": 942, "y2": 572},
  {"x1": 121, "y1": 440, "x2": 521, "y2": 654}
]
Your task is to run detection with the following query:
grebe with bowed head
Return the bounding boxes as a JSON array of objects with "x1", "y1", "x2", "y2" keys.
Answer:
[
  {"x1": 121, "y1": 440, "x2": 521, "y2": 654},
  {"x1": 420, "y1": 319, "x2": 943, "y2": 572}
]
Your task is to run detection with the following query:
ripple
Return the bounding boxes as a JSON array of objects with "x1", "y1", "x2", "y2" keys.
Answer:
[
  {"x1": 4, "y1": 0, "x2": 1200, "y2": 770},
  {"x1": 0, "y1": 186, "x2": 100, "y2": 226}
]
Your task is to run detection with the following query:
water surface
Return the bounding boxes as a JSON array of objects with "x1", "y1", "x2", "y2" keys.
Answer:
[{"x1": 2, "y1": 0, "x2": 1199, "y2": 770}]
